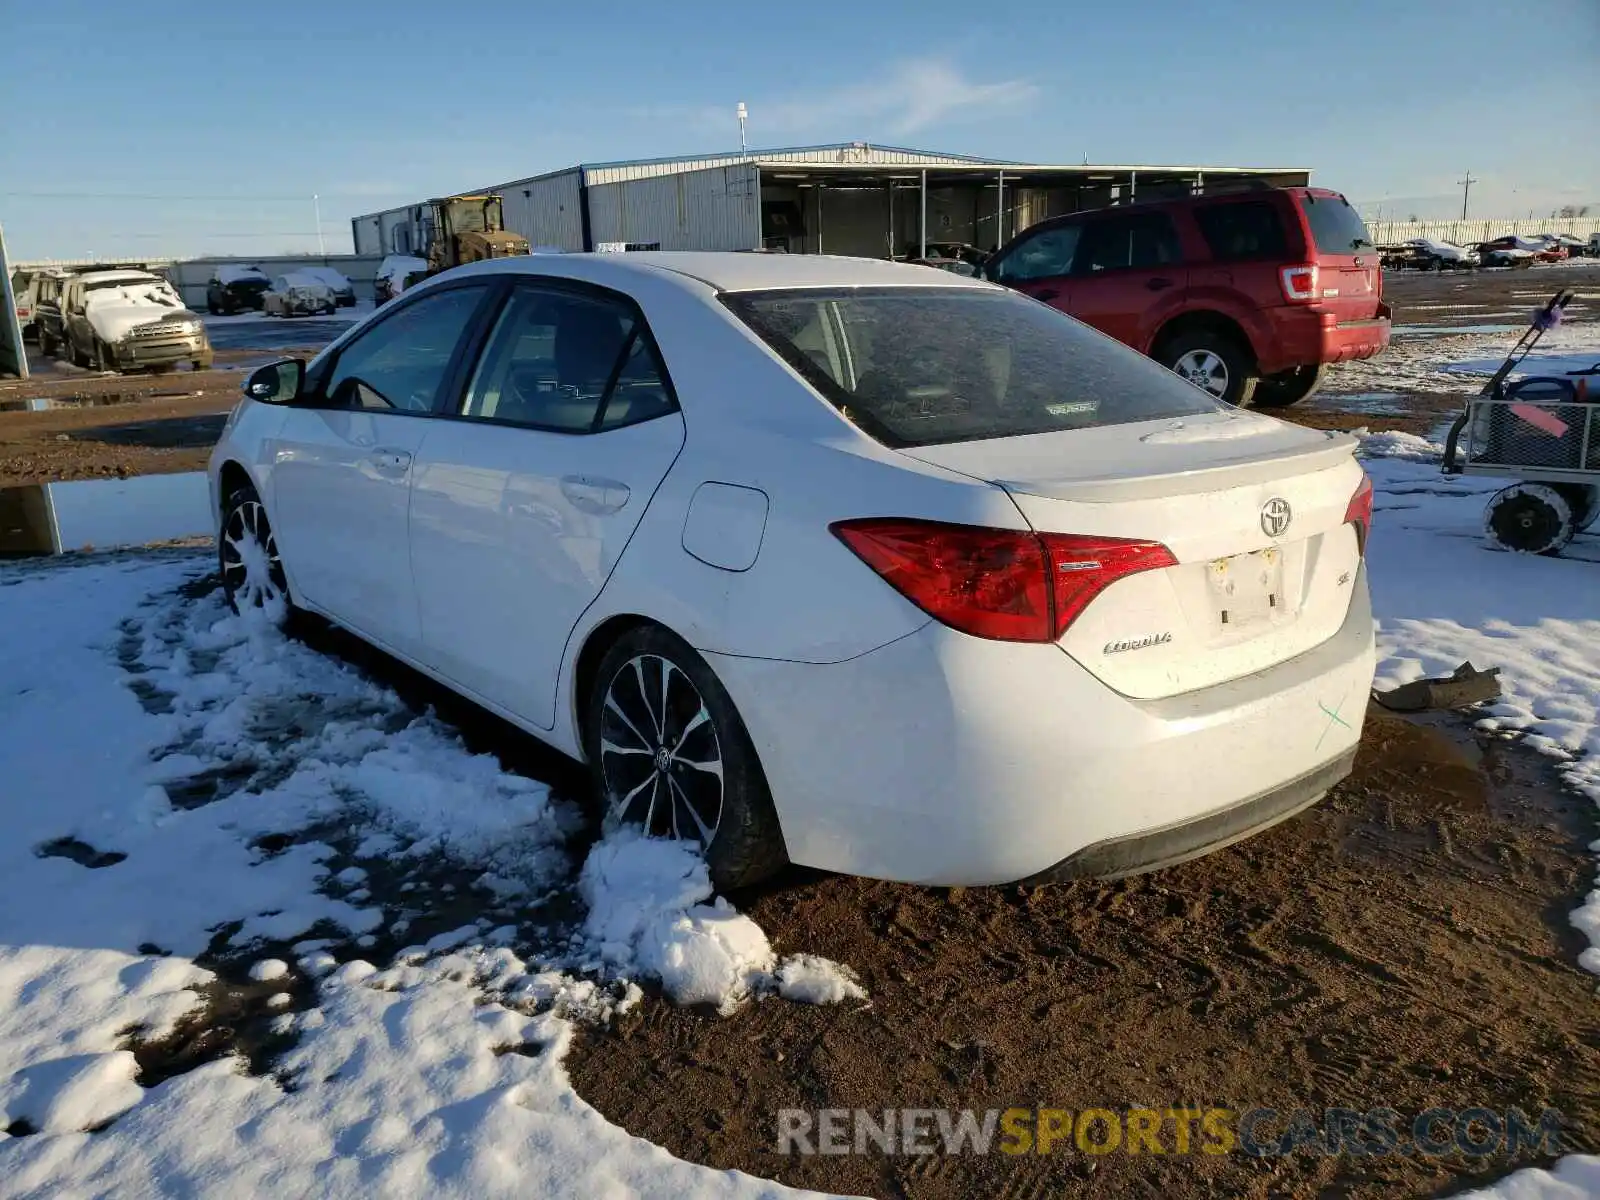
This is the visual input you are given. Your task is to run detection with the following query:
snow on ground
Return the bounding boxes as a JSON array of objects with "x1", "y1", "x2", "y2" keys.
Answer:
[
  {"x1": 3, "y1": 410, "x2": 1600, "y2": 1191},
  {"x1": 0, "y1": 555, "x2": 856, "y2": 1196},
  {"x1": 1325, "y1": 323, "x2": 1600, "y2": 397}
]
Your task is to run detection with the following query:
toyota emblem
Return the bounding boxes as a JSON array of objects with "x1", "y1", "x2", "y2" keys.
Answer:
[{"x1": 1261, "y1": 497, "x2": 1292, "y2": 537}]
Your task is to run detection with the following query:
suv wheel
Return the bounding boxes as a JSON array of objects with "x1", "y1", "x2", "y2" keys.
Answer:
[
  {"x1": 1159, "y1": 330, "x2": 1259, "y2": 407},
  {"x1": 1254, "y1": 364, "x2": 1328, "y2": 408},
  {"x1": 584, "y1": 624, "x2": 787, "y2": 890}
]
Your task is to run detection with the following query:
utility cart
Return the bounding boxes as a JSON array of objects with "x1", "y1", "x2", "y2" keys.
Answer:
[{"x1": 1442, "y1": 289, "x2": 1600, "y2": 555}]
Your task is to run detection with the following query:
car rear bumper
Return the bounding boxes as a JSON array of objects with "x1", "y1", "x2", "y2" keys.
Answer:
[
  {"x1": 706, "y1": 564, "x2": 1375, "y2": 886},
  {"x1": 1261, "y1": 304, "x2": 1391, "y2": 373}
]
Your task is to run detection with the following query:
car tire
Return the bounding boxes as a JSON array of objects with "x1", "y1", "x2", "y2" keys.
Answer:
[
  {"x1": 584, "y1": 624, "x2": 788, "y2": 890},
  {"x1": 219, "y1": 483, "x2": 295, "y2": 626},
  {"x1": 1253, "y1": 364, "x2": 1328, "y2": 408},
  {"x1": 1484, "y1": 484, "x2": 1575, "y2": 555},
  {"x1": 1157, "y1": 329, "x2": 1259, "y2": 408}
]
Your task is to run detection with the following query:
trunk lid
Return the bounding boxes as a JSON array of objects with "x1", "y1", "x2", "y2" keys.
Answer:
[
  {"x1": 1296, "y1": 189, "x2": 1383, "y2": 322},
  {"x1": 901, "y1": 412, "x2": 1366, "y2": 699}
]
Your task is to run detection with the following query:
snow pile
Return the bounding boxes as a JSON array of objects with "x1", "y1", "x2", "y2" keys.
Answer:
[
  {"x1": 0, "y1": 948, "x2": 207, "y2": 1134},
  {"x1": 577, "y1": 829, "x2": 863, "y2": 1014},
  {"x1": 1456, "y1": 1155, "x2": 1600, "y2": 1199},
  {"x1": 0, "y1": 951, "x2": 834, "y2": 1198}
]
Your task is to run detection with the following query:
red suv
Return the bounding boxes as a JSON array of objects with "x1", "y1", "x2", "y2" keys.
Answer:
[{"x1": 985, "y1": 187, "x2": 1390, "y2": 407}]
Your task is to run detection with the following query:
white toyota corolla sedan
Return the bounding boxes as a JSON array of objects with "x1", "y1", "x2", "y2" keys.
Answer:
[{"x1": 210, "y1": 252, "x2": 1376, "y2": 889}]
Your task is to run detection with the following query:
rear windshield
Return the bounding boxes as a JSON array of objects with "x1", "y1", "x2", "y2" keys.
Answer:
[
  {"x1": 1298, "y1": 193, "x2": 1374, "y2": 254},
  {"x1": 723, "y1": 287, "x2": 1219, "y2": 448}
]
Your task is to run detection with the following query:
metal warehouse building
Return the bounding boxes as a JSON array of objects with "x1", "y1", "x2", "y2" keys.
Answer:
[{"x1": 350, "y1": 143, "x2": 1310, "y2": 260}]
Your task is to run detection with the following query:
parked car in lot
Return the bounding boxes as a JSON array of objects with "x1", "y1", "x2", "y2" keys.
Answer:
[
  {"x1": 1478, "y1": 236, "x2": 1564, "y2": 264},
  {"x1": 10, "y1": 269, "x2": 38, "y2": 338},
  {"x1": 986, "y1": 187, "x2": 1390, "y2": 408},
  {"x1": 263, "y1": 272, "x2": 338, "y2": 317},
  {"x1": 207, "y1": 265, "x2": 273, "y2": 314},
  {"x1": 897, "y1": 240, "x2": 988, "y2": 267},
  {"x1": 63, "y1": 270, "x2": 212, "y2": 373},
  {"x1": 1403, "y1": 237, "x2": 1479, "y2": 270},
  {"x1": 211, "y1": 252, "x2": 1376, "y2": 889},
  {"x1": 374, "y1": 255, "x2": 429, "y2": 304},
  {"x1": 30, "y1": 270, "x2": 71, "y2": 356},
  {"x1": 906, "y1": 255, "x2": 980, "y2": 277},
  {"x1": 295, "y1": 266, "x2": 357, "y2": 307}
]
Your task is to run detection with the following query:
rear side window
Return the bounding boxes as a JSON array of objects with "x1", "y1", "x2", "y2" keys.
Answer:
[
  {"x1": 1074, "y1": 213, "x2": 1182, "y2": 274},
  {"x1": 1193, "y1": 201, "x2": 1289, "y2": 261},
  {"x1": 725, "y1": 287, "x2": 1217, "y2": 448},
  {"x1": 460, "y1": 284, "x2": 675, "y2": 433},
  {"x1": 1298, "y1": 193, "x2": 1374, "y2": 254}
]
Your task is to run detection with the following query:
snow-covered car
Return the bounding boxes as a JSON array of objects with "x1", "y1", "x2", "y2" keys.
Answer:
[
  {"x1": 62, "y1": 270, "x2": 212, "y2": 373},
  {"x1": 1474, "y1": 241, "x2": 1537, "y2": 268},
  {"x1": 373, "y1": 255, "x2": 429, "y2": 304},
  {"x1": 209, "y1": 253, "x2": 1377, "y2": 889},
  {"x1": 295, "y1": 266, "x2": 357, "y2": 307},
  {"x1": 1404, "y1": 238, "x2": 1478, "y2": 270},
  {"x1": 263, "y1": 273, "x2": 338, "y2": 317},
  {"x1": 206, "y1": 265, "x2": 273, "y2": 315}
]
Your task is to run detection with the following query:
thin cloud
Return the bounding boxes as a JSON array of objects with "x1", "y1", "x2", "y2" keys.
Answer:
[{"x1": 639, "y1": 60, "x2": 1039, "y2": 144}]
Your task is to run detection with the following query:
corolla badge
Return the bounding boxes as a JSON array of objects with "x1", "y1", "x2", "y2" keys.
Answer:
[{"x1": 1260, "y1": 497, "x2": 1292, "y2": 537}]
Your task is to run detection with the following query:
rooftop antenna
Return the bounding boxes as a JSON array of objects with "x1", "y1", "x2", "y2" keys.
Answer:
[{"x1": 737, "y1": 102, "x2": 749, "y2": 156}]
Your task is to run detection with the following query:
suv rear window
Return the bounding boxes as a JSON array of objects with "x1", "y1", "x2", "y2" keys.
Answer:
[
  {"x1": 724, "y1": 287, "x2": 1218, "y2": 448},
  {"x1": 1193, "y1": 201, "x2": 1288, "y2": 261},
  {"x1": 1298, "y1": 193, "x2": 1374, "y2": 254}
]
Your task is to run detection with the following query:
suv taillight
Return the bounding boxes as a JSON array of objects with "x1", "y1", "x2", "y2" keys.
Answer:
[
  {"x1": 1344, "y1": 473, "x2": 1374, "y2": 554},
  {"x1": 1280, "y1": 264, "x2": 1319, "y2": 302},
  {"x1": 831, "y1": 519, "x2": 1176, "y2": 642}
]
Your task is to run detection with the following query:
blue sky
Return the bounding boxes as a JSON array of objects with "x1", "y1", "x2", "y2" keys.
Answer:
[{"x1": 3, "y1": 0, "x2": 1596, "y2": 260}]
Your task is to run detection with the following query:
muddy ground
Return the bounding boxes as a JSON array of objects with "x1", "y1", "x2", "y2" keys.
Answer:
[
  {"x1": 568, "y1": 710, "x2": 1600, "y2": 1198},
  {"x1": 2, "y1": 263, "x2": 1596, "y2": 486}
]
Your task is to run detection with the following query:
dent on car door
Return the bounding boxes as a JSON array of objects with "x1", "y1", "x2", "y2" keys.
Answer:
[
  {"x1": 268, "y1": 283, "x2": 491, "y2": 657},
  {"x1": 408, "y1": 282, "x2": 685, "y2": 730}
]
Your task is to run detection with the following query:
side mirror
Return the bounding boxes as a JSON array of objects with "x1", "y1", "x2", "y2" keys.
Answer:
[{"x1": 242, "y1": 358, "x2": 305, "y2": 404}]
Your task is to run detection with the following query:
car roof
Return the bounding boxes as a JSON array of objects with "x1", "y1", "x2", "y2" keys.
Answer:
[
  {"x1": 451, "y1": 251, "x2": 993, "y2": 294},
  {"x1": 75, "y1": 270, "x2": 161, "y2": 285}
]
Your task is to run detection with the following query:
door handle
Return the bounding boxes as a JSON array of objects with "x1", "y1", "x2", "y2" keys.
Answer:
[
  {"x1": 561, "y1": 474, "x2": 630, "y2": 515},
  {"x1": 1146, "y1": 277, "x2": 1174, "y2": 291},
  {"x1": 369, "y1": 448, "x2": 412, "y2": 476},
  {"x1": 1031, "y1": 287, "x2": 1060, "y2": 302}
]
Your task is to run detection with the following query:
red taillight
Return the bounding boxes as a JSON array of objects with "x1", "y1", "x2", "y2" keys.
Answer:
[
  {"x1": 1280, "y1": 263, "x2": 1319, "y2": 302},
  {"x1": 831, "y1": 519, "x2": 1175, "y2": 643},
  {"x1": 1344, "y1": 472, "x2": 1374, "y2": 553}
]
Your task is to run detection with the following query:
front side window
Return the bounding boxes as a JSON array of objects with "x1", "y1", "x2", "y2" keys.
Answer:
[
  {"x1": 1074, "y1": 213, "x2": 1182, "y2": 274},
  {"x1": 994, "y1": 225, "x2": 1081, "y2": 283},
  {"x1": 726, "y1": 286, "x2": 1218, "y2": 448},
  {"x1": 460, "y1": 285, "x2": 675, "y2": 432},
  {"x1": 322, "y1": 285, "x2": 485, "y2": 412}
]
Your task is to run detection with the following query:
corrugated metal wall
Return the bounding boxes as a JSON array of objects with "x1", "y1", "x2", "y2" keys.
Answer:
[
  {"x1": 500, "y1": 170, "x2": 585, "y2": 250},
  {"x1": 587, "y1": 164, "x2": 760, "y2": 251}
]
